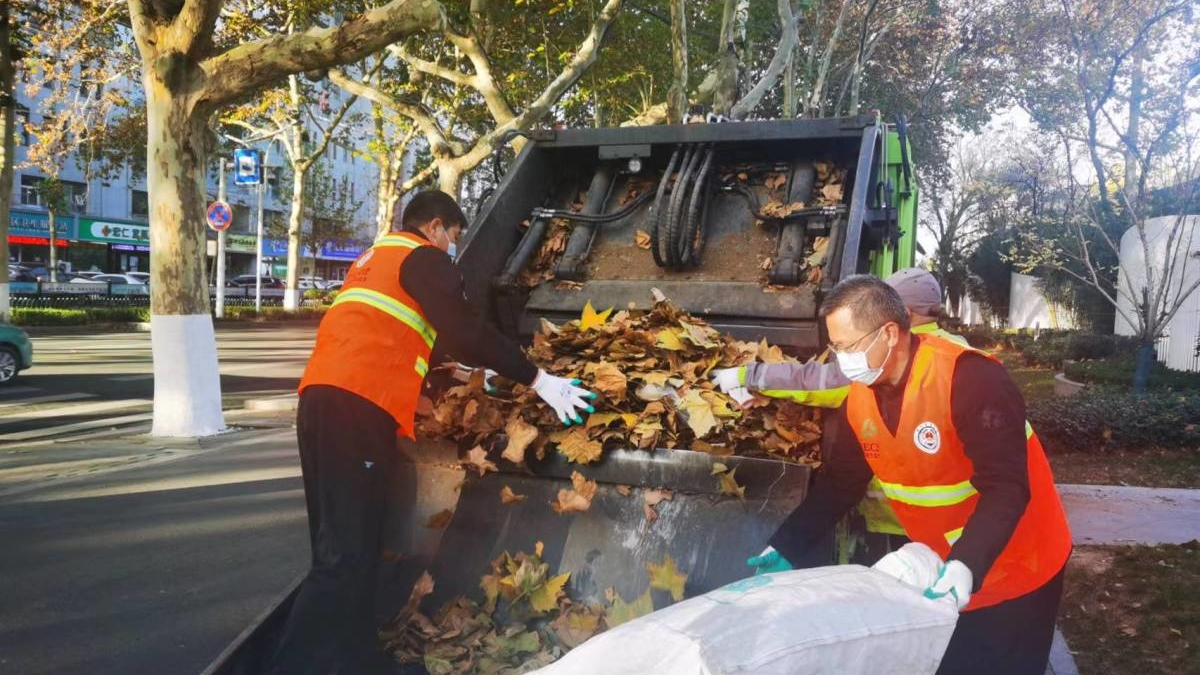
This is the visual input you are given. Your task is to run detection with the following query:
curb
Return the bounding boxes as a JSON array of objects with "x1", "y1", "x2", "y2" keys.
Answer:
[
  {"x1": 19, "y1": 318, "x2": 323, "y2": 336},
  {"x1": 1053, "y1": 372, "x2": 1086, "y2": 398},
  {"x1": 244, "y1": 394, "x2": 299, "y2": 412}
]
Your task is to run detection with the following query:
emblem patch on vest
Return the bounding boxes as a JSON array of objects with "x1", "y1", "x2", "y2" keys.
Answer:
[
  {"x1": 914, "y1": 422, "x2": 941, "y2": 454},
  {"x1": 356, "y1": 249, "x2": 375, "y2": 267},
  {"x1": 860, "y1": 418, "x2": 879, "y2": 438}
]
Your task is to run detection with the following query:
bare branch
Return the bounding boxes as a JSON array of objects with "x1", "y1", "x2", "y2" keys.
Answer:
[{"x1": 730, "y1": 0, "x2": 798, "y2": 119}]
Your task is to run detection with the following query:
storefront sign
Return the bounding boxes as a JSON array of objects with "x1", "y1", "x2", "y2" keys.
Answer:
[
  {"x1": 112, "y1": 244, "x2": 150, "y2": 252},
  {"x1": 225, "y1": 234, "x2": 258, "y2": 253},
  {"x1": 319, "y1": 240, "x2": 368, "y2": 261},
  {"x1": 9, "y1": 235, "x2": 68, "y2": 247},
  {"x1": 80, "y1": 219, "x2": 150, "y2": 245},
  {"x1": 10, "y1": 210, "x2": 50, "y2": 237}
]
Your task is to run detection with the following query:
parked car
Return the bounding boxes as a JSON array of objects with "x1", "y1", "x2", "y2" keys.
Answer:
[
  {"x1": 126, "y1": 272, "x2": 150, "y2": 285},
  {"x1": 72, "y1": 271, "x2": 103, "y2": 280},
  {"x1": 325, "y1": 280, "x2": 343, "y2": 291},
  {"x1": 90, "y1": 273, "x2": 150, "y2": 286},
  {"x1": 8, "y1": 265, "x2": 36, "y2": 282},
  {"x1": 230, "y1": 275, "x2": 285, "y2": 289},
  {"x1": 298, "y1": 276, "x2": 328, "y2": 290},
  {"x1": 0, "y1": 322, "x2": 33, "y2": 385}
]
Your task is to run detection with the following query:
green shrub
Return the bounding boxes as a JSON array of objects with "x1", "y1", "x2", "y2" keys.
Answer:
[
  {"x1": 11, "y1": 307, "x2": 149, "y2": 326},
  {"x1": 1064, "y1": 356, "x2": 1200, "y2": 391},
  {"x1": 1012, "y1": 332, "x2": 1139, "y2": 368},
  {"x1": 1029, "y1": 386, "x2": 1200, "y2": 453},
  {"x1": 219, "y1": 307, "x2": 327, "y2": 321}
]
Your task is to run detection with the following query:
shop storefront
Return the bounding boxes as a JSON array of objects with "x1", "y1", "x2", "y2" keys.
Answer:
[
  {"x1": 77, "y1": 218, "x2": 151, "y2": 272},
  {"x1": 8, "y1": 210, "x2": 74, "y2": 273},
  {"x1": 204, "y1": 232, "x2": 368, "y2": 281}
]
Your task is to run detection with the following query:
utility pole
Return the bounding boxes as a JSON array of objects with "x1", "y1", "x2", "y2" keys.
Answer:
[{"x1": 215, "y1": 158, "x2": 228, "y2": 318}]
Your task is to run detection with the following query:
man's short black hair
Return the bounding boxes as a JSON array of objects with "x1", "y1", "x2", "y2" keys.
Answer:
[
  {"x1": 819, "y1": 274, "x2": 911, "y2": 332},
  {"x1": 397, "y1": 190, "x2": 468, "y2": 233}
]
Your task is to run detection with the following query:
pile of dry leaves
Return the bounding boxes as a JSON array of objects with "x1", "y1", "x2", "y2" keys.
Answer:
[
  {"x1": 417, "y1": 291, "x2": 823, "y2": 490},
  {"x1": 382, "y1": 544, "x2": 689, "y2": 674}
]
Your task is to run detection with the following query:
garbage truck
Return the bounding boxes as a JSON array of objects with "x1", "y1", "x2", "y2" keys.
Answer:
[{"x1": 203, "y1": 113, "x2": 918, "y2": 674}]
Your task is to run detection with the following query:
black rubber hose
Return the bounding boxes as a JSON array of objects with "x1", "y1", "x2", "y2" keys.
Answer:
[
  {"x1": 532, "y1": 186, "x2": 654, "y2": 223},
  {"x1": 681, "y1": 147, "x2": 715, "y2": 268},
  {"x1": 651, "y1": 147, "x2": 683, "y2": 268},
  {"x1": 664, "y1": 145, "x2": 701, "y2": 268}
]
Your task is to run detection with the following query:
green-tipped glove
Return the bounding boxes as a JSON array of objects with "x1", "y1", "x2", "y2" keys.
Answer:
[
  {"x1": 531, "y1": 369, "x2": 597, "y2": 426},
  {"x1": 746, "y1": 546, "x2": 793, "y2": 575},
  {"x1": 923, "y1": 560, "x2": 973, "y2": 610}
]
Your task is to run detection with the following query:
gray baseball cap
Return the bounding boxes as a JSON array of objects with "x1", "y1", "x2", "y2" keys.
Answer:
[{"x1": 885, "y1": 267, "x2": 942, "y2": 316}]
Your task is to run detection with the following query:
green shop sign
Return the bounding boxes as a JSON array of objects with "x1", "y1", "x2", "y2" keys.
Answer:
[
  {"x1": 79, "y1": 218, "x2": 149, "y2": 245},
  {"x1": 224, "y1": 234, "x2": 258, "y2": 253}
]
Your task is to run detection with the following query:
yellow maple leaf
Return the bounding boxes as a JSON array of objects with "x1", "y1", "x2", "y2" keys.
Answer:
[
  {"x1": 647, "y1": 556, "x2": 688, "y2": 601},
  {"x1": 679, "y1": 389, "x2": 719, "y2": 438},
  {"x1": 655, "y1": 328, "x2": 685, "y2": 350},
  {"x1": 607, "y1": 589, "x2": 654, "y2": 627},
  {"x1": 579, "y1": 300, "x2": 614, "y2": 331},
  {"x1": 529, "y1": 572, "x2": 571, "y2": 613},
  {"x1": 556, "y1": 426, "x2": 603, "y2": 464},
  {"x1": 585, "y1": 360, "x2": 628, "y2": 399}
]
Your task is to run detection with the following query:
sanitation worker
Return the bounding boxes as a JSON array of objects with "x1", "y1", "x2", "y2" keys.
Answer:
[
  {"x1": 269, "y1": 190, "x2": 595, "y2": 675},
  {"x1": 711, "y1": 267, "x2": 968, "y2": 554},
  {"x1": 748, "y1": 275, "x2": 1071, "y2": 675}
]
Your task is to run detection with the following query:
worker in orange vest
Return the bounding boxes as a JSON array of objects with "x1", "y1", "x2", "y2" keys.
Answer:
[
  {"x1": 753, "y1": 275, "x2": 1071, "y2": 674},
  {"x1": 269, "y1": 191, "x2": 595, "y2": 675}
]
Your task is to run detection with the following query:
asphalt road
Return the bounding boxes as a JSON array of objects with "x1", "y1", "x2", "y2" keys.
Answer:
[
  {"x1": 0, "y1": 426, "x2": 308, "y2": 675},
  {"x1": 0, "y1": 325, "x2": 315, "y2": 443}
]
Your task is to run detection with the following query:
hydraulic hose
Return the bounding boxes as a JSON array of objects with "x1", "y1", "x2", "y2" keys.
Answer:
[{"x1": 650, "y1": 147, "x2": 684, "y2": 268}]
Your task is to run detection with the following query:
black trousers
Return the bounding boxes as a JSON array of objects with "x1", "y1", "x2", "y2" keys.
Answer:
[
  {"x1": 269, "y1": 385, "x2": 398, "y2": 675},
  {"x1": 936, "y1": 564, "x2": 1066, "y2": 675}
]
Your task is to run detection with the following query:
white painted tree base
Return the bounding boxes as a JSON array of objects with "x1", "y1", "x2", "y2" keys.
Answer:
[
  {"x1": 150, "y1": 313, "x2": 226, "y2": 437},
  {"x1": 283, "y1": 288, "x2": 300, "y2": 311}
]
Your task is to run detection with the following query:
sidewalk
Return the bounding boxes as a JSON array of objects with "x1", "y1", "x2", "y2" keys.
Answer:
[{"x1": 1058, "y1": 483, "x2": 1200, "y2": 545}]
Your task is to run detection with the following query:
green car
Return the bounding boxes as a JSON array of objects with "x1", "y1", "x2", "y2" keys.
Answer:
[{"x1": 0, "y1": 322, "x2": 33, "y2": 385}]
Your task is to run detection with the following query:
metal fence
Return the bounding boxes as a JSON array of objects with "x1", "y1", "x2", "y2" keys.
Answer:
[{"x1": 9, "y1": 282, "x2": 290, "y2": 309}]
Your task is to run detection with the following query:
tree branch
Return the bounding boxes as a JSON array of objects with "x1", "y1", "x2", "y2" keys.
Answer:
[
  {"x1": 170, "y1": 0, "x2": 221, "y2": 58},
  {"x1": 730, "y1": 0, "x2": 798, "y2": 119},
  {"x1": 200, "y1": 0, "x2": 445, "y2": 111}
]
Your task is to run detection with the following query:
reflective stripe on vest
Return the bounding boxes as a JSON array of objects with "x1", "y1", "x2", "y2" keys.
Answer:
[
  {"x1": 759, "y1": 385, "x2": 849, "y2": 408},
  {"x1": 374, "y1": 234, "x2": 425, "y2": 249},
  {"x1": 944, "y1": 527, "x2": 964, "y2": 545},
  {"x1": 415, "y1": 356, "x2": 429, "y2": 378},
  {"x1": 331, "y1": 287, "x2": 438, "y2": 349},
  {"x1": 876, "y1": 478, "x2": 979, "y2": 507}
]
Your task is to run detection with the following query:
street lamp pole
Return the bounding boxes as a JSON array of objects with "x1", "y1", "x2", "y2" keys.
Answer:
[{"x1": 255, "y1": 145, "x2": 270, "y2": 314}]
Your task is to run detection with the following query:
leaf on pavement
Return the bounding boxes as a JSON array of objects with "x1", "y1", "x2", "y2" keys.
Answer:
[
  {"x1": 606, "y1": 589, "x2": 654, "y2": 628},
  {"x1": 643, "y1": 488, "x2": 673, "y2": 522},
  {"x1": 647, "y1": 556, "x2": 687, "y2": 601},
  {"x1": 551, "y1": 470, "x2": 597, "y2": 514},
  {"x1": 717, "y1": 467, "x2": 746, "y2": 500},
  {"x1": 529, "y1": 572, "x2": 571, "y2": 613},
  {"x1": 579, "y1": 300, "x2": 613, "y2": 331},
  {"x1": 634, "y1": 229, "x2": 652, "y2": 250},
  {"x1": 500, "y1": 486, "x2": 527, "y2": 504},
  {"x1": 464, "y1": 445, "x2": 498, "y2": 476},
  {"x1": 502, "y1": 417, "x2": 539, "y2": 464},
  {"x1": 426, "y1": 509, "x2": 454, "y2": 529}
]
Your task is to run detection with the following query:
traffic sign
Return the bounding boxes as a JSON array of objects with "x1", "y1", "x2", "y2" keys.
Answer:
[
  {"x1": 233, "y1": 148, "x2": 261, "y2": 186},
  {"x1": 207, "y1": 200, "x2": 233, "y2": 231}
]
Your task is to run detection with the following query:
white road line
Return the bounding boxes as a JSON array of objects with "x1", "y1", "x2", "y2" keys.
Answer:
[
  {"x1": 0, "y1": 392, "x2": 95, "y2": 410},
  {"x1": 0, "y1": 411, "x2": 154, "y2": 443},
  {"x1": 0, "y1": 398, "x2": 152, "y2": 424},
  {"x1": 0, "y1": 386, "x2": 41, "y2": 398}
]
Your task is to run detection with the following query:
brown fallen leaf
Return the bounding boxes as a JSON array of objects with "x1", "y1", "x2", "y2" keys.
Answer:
[
  {"x1": 634, "y1": 229, "x2": 652, "y2": 250},
  {"x1": 647, "y1": 556, "x2": 687, "y2": 601},
  {"x1": 679, "y1": 389, "x2": 719, "y2": 438},
  {"x1": 586, "y1": 360, "x2": 628, "y2": 399},
  {"x1": 615, "y1": 484, "x2": 632, "y2": 496},
  {"x1": 551, "y1": 470, "x2": 597, "y2": 514},
  {"x1": 554, "y1": 426, "x2": 604, "y2": 464},
  {"x1": 426, "y1": 509, "x2": 454, "y2": 529},
  {"x1": 502, "y1": 417, "x2": 539, "y2": 464},
  {"x1": 500, "y1": 485, "x2": 528, "y2": 504},
  {"x1": 717, "y1": 467, "x2": 746, "y2": 500},
  {"x1": 820, "y1": 182, "x2": 843, "y2": 203},
  {"x1": 464, "y1": 445, "x2": 498, "y2": 476}
]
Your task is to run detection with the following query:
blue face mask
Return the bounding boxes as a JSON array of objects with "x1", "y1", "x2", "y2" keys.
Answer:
[{"x1": 447, "y1": 243, "x2": 458, "y2": 260}]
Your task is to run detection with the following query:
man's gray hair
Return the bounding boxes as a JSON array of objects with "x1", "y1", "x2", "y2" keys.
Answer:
[{"x1": 819, "y1": 274, "x2": 912, "y2": 332}]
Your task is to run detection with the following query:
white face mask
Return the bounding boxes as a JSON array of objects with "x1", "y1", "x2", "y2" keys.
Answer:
[
  {"x1": 447, "y1": 242, "x2": 458, "y2": 260},
  {"x1": 835, "y1": 328, "x2": 891, "y2": 386}
]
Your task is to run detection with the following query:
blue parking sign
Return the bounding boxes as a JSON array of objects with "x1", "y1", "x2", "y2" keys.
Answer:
[{"x1": 233, "y1": 148, "x2": 261, "y2": 186}]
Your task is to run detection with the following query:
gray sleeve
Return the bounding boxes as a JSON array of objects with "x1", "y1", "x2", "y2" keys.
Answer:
[{"x1": 743, "y1": 360, "x2": 850, "y2": 392}]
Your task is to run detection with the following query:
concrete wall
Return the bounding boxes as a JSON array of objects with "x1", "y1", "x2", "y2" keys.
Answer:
[{"x1": 1008, "y1": 273, "x2": 1077, "y2": 330}]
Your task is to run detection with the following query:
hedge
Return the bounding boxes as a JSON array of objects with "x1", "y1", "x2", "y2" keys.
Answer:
[
  {"x1": 219, "y1": 306, "x2": 327, "y2": 321},
  {"x1": 1029, "y1": 386, "x2": 1200, "y2": 453},
  {"x1": 1064, "y1": 356, "x2": 1200, "y2": 391},
  {"x1": 11, "y1": 307, "x2": 150, "y2": 326}
]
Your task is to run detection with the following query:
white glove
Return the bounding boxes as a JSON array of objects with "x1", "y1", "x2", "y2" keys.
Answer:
[
  {"x1": 873, "y1": 542, "x2": 945, "y2": 589},
  {"x1": 923, "y1": 559, "x2": 973, "y2": 610},
  {"x1": 710, "y1": 367, "x2": 745, "y2": 393},
  {"x1": 531, "y1": 369, "x2": 596, "y2": 426}
]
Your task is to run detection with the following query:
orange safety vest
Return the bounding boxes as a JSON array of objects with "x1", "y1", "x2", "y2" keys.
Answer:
[
  {"x1": 299, "y1": 231, "x2": 438, "y2": 438},
  {"x1": 845, "y1": 334, "x2": 1072, "y2": 611}
]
